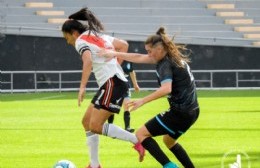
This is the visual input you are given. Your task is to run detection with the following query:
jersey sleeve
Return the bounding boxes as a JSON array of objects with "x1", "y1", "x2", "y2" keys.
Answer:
[
  {"x1": 121, "y1": 61, "x2": 133, "y2": 74},
  {"x1": 75, "y1": 39, "x2": 90, "y2": 56},
  {"x1": 157, "y1": 61, "x2": 173, "y2": 84}
]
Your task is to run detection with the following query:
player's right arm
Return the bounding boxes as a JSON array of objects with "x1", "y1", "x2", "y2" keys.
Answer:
[
  {"x1": 112, "y1": 38, "x2": 129, "y2": 65},
  {"x1": 129, "y1": 71, "x2": 140, "y2": 92},
  {"x1": 98, "y1": 49, "x2": 156, "y2": 64},
  {"x1": 78, "y1": 50, "x2": 92, "y2": 107}
]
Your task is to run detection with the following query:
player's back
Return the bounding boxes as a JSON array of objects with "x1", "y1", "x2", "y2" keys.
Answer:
[{"x1": 75, "y1": 31, "x2": 127, "y2": 87}]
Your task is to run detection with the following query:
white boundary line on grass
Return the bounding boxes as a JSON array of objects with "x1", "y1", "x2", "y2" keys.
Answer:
[
  {"x1": 32, "y1": 95, "x2": 65, "y2": 100},
  {"x1": 31, "y1": 92, "x2": 95, "y2": 101},
  {"x1": 5, "y1": 95, "x2": 65, "y2": 102}
]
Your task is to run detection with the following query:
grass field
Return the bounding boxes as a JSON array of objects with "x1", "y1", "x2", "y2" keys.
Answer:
[{"x1": 0, "y1": 90, "x2": 260, "y2": 168}]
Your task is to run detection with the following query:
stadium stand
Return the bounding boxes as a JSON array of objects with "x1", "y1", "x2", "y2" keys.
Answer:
[
  {"x1": 204, "y1": 0, "x2": 260, "y2": 46},
  {"x1": 252, "y1": 41, "x2": 260, "y2": 46},
  {"x1": 0, "y1": 0, "x2": 260, "y2": 47},
  {"x1": 25, "y1": 2, "x2": 53, "y2": 8}
]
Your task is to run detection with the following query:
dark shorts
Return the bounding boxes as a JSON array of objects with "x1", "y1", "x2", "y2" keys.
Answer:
[
  {"x1": 125, "y1": 88, "x2": 131, "y2": 99},
  {"x1": 145, "y1": 107, "x2": 200, "y2": 139},
  {"x1": 91, "y1": 75, "x2": 128, "y2": 113},
  {"x1": 125, "y1": 76, "x2": 131, "y2": 99}
]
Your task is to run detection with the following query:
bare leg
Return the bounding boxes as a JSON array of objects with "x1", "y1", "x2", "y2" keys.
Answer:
[
  {"x1": 89, "y1": 108, "x2": 137, "y2": 143},
  {"x1": 82, "y1": 104, "x2": 100, "y2": 168},
  {"x1": 89, "y1": 108, "x2": 145, "y2": 162}
]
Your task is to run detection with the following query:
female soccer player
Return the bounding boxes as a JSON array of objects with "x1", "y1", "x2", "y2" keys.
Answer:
[
  {"x1": 61, "y1": 8, "x2": 145, "y2": 168},
  {"x1": 99, "y1": 27, "x2": 200, "y2": 168},
  {"x1": 121, "y1": 61, "x2": 140, "y2": 132}
]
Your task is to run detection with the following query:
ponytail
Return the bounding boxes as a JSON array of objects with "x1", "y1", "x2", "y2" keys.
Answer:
[
  {"x1": 145, "y1": 27, "x2": 190, "y2": 67},
  {"x1": 62, "y1": 7, "x2": 104, "y2": 36}
]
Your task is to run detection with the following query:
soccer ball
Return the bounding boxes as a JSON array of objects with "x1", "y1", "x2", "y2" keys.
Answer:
[{"x1": 53, "y1": 160, "x2": 76, "y2": 168}]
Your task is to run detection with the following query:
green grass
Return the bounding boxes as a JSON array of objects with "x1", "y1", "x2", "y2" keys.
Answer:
[{"x1": 0, "y1": 90, "x2": 260, "y2": 168}]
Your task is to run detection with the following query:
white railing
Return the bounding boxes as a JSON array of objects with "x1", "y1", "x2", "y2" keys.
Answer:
[
  {"x1": 1, "y1": 69, "x2": 260, "y2": 93},
  {"x1": 192, "y1": 69, "x2": 260, "y2": 89}
]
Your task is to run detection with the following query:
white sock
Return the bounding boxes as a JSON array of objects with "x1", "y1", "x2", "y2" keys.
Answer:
[
  {"x1": 102, "y1": 123, "x2": 138, "y2": 144},
  {"x1": 86, "y1": 131, "x2": 100, "y2": 167}
]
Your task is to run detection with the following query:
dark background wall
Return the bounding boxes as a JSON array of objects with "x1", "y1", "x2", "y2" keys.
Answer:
[
  {"x1": 1, "y1": 35, "x2": 260, "y2": 71},
  {"x1": 1, "y1": 35, "x2": 260, "y2": 89},
  {"x1": 0, "y1": 35, "x2": 81, "y2": 71}
]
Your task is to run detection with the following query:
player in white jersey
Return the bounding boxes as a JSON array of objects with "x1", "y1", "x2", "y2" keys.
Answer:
[{"x1": 61, "y1": 8, "x2": 145, "y2": 168}]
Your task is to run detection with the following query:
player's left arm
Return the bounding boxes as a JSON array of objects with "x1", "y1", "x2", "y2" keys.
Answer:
[{"x1": 128, "y1": 82, "x2": 171, "y2": 111}]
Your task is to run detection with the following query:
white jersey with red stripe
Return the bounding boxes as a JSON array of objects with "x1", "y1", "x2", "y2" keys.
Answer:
[{"x1": 75, "y1": 31, "x2": 127, "y2": 87}]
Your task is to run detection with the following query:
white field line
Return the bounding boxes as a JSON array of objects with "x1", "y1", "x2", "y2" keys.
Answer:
[
  {"x1": 28, "y1": 92, "x2": 95, "y2": 101},
  {"x1": 1, "y1": 92, "x2": 96, "y2": 102},
  {"x1": 31, "y1": 95, "x2": 65, "y2": 100}
]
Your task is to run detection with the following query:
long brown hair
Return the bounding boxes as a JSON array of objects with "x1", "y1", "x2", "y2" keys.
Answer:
[
  {"x1": 62, "y1": 7, "x2": 104, "y2": 36},
  {"x1": 145, "y1": 27, "x2": 190, "y2": 67}
]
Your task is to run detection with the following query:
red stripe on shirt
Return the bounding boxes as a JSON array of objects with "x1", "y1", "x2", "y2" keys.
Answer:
[{"x1": 80, "y1": 35, "x2": 113, "y2": 49}]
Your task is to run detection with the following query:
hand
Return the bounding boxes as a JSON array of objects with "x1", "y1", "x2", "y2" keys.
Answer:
[
  {"x1": 78, "y1": 88, "x2": 85, "y2": 107},
  {"x1": 127, "y1": 99, "x2": 144, "y2": 111},
  {"x1": 97, "y1": 49, "x2": 116, "y2": 61},
  {"x1": 134, "y1": 85, "x2": 140, "y2": 92}
]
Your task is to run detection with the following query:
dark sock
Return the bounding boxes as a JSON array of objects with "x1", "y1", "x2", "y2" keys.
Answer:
[
  {"x1": 107, "y1": 115, "x2": 114, "y2": 124},
  {"x1": 170, "y1": 143, "x2": 195, "y2": 168},
  {"x1": 124, "y1": 111, "x2": 130, "y2": 129},
  {"x1": 141, "y1": 137, "x2": 170, "y2": 166}
]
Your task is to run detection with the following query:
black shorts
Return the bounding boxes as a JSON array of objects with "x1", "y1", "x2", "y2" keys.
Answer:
[
  {"x1": 145, "y1": 107, "x2": 200, "y2": 139},
  {"x1": 91, "y1": 75, "x2": 128, "y2": 113},
  {"x1": 125, "y1": 76, "x2": 131, "y2": 99},
  {"x1": 125, "y1": 88, "x2": 131, "y2": 99}
]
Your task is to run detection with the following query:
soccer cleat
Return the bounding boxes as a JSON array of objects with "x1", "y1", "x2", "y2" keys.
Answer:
[
  {"x1": 86, "y1": 164, "x2": 102, "y2": 168},
  {"x1": 133, "y1": 142, "x2": 145, "y2": 162},
  {"x1": 163, "y1": 162, "x2": 179, "y2": 168},
  {"x1": 126, "y1": 127, "x2": 135, "y2": 133}
]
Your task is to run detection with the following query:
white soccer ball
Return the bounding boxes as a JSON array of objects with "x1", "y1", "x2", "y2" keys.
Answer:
[{"x1": 53, "y1": 160, "x2": 76, "y2": 168}]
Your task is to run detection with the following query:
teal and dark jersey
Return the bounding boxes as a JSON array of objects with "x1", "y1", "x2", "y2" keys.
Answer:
[
  {"x1": 121, "y1": 60, "x2": 134, "y2": 88},
  {"x1": 121, "y1": 61, "x2": 133, "y2": 76},
  {"x1": 156, "y1": 56, "x2": 199, "y2": 111}
]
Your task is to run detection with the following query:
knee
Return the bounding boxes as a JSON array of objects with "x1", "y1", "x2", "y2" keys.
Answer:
[
  {"x1": 135, "y1": 129, "x2": 142, "y2": 140},
  {"x1": 163, "y1": 137, "x2": 170, "y2": 148},
  {"x1": 82, "y1": 116, "x2": 89, "y2": 130},
  {"x1": 89, "y1": 121, "x2": 103, "y2": 134},
  {"x1": 135, "y1": 128, "x2": 148, "y2": 142},
  {"x1": 123, "y1": 104, "x2": 129, "y2": 111},
  {"x1": 163, "y1": 135, "x2": 176, "y2": 149}
]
